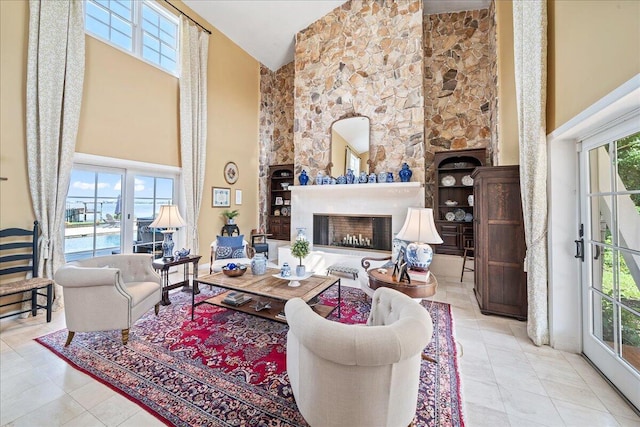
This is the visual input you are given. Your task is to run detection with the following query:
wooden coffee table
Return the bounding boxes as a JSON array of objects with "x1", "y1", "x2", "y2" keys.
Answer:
[{"x1": 192, "y1": 268, "x2": 341, "y2": 323}]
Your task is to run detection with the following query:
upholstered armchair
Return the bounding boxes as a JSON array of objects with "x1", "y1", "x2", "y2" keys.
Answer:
[
  {"x1": 54, "y1": 254, "x2": 162, "y2": 346},
  {"x1": 285, "y1": 287, "x2": 433, "y2": 427}
]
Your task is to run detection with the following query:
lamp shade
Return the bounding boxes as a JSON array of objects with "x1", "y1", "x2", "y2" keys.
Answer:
[
  {"x1": 149, "y1": 205, "x2": 185, "y2": 230},
  {"x1": 396, "y1": 208, "x2": 443, "y2": 244}
]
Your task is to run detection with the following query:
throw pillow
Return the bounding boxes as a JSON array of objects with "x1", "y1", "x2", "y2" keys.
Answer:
[
  {"x1": 215, "y1": 245, "x2": 245, "y2": 260},
  {"x1": 216, "y1": 234, "x2": 244, "y2": 248}
]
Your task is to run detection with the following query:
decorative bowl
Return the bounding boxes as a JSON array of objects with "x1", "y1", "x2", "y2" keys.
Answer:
[
  {"x1": 222, "y1": 264, "x2": 247, "y2": 277},
  {"x1": 280, "y1": 182, "x2": 290, "y2": 190},
  {"x1": 453, "y1": 162, "x2": 467, "y2": 168},
  {"x1": 444, "y1": 200, "x2": 458, "y2": 206}
]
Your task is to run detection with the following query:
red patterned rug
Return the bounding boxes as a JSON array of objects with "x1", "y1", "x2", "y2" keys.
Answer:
[{"x1": 36, "y1": 285, "x2": 464, "y2": 426}]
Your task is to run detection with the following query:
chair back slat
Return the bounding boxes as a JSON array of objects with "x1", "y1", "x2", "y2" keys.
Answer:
[{"x1": 0, "y1": 221, "x2": 40, "y2": 278}]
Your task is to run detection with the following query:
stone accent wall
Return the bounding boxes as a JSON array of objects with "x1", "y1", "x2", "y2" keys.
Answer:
[
  {"x1": 294, "y1": 0, "x2": 426, "y2": 184},
  {"x1": 258, "y1": 63, "x2": 295, "y2": 230},
  {"x1": 423, "y1": 8, "x2": 496, "y2": 205},
  {"x1": 488, "y1": 0, "x2": 499, "y2": 165}
]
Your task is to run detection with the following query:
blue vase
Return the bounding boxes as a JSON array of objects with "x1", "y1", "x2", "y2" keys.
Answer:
[
  {"x1": 316, "y1": 172, "x2": 324, "y2": 185},
  {"x1": 399, "y1": 163, "x2": 412, "y2": 182},
  {"x1": 298, "y1": 170, "x2": 309, "y2": 186},
  {"x1": 322, "y1": 175, "x2": 331, "y2": 185},
  {"x1": 368, "y1": 173, "x2": 377, "y2": 183},
  {"x1": 345, "y1": 169, "x2": 354, "y2": 184},
  {"x1": 387, "y1": 172, "x2": 394, "y2": 183},
  {"x1": 337, "y1": 175, "x2": 347, "y2": 184},
  {"x1": 359, "y1": 171, "x2": 368, "y2": 183}
]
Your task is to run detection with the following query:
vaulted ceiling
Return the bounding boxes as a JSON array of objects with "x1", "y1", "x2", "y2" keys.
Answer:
[{"x1": 183, "y1": 0, "x2": 492, "y2": 71}]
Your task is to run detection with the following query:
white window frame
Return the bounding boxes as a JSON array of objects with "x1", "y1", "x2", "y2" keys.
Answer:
[{"x1": 85, "y1": 0, "x2": 180, "y2": 77}]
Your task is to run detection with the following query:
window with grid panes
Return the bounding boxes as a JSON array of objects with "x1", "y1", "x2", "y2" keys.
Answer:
[{"x1": 85, "y1": 0, "x2": 179, "y2": 75}]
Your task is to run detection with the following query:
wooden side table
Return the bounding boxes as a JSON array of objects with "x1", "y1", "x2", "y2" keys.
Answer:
[
  {"x1": 152, "y1": 254, "x2": 202, "y2": 305},
  {"x1": 220, "y1": 224, "x2": 240, "y2": 236},
  {"x1": 366, "y1": 268, "x2": 437, "y2": 299}
]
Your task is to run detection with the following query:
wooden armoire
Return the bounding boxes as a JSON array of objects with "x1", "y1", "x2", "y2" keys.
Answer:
[{"x1": 472, "y1": 165, "x2": 527, "y2": 320}]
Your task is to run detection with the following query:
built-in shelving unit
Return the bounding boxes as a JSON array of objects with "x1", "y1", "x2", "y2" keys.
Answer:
[
  {"x1": 434, "y1": 148, "x2": 486, "y2": 256},
  {"x1": 267, "y1": 164, "x2": 293, "y2": 240}
]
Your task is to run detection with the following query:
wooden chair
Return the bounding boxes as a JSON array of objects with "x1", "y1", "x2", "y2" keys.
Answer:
[
  {"x1": 0, "y1": 221, "x2": 53, "y2": 322},
  {"x1": 250, "y1": 228, "x2": 270, "y2": 259},
  {"x1": 460, "y1": 245, "x2": 474, "y2": 282}
]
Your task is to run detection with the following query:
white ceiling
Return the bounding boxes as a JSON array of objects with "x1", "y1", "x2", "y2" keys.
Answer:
[{"x1": 184, "y1": 0, "x2": 492, "y2": 71}]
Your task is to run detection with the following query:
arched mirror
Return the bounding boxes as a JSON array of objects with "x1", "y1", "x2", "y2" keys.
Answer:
[{"x1": 330, "y1": 116, "x2": 370, "y2": 177}]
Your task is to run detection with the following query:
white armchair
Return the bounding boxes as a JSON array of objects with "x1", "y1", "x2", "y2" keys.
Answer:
[
  {"x1": 285, "y1": 287, "x2": 433, "y2": 427},
  {"x1": 54, "y1": 254, "x2": 162, "y2": 346}
]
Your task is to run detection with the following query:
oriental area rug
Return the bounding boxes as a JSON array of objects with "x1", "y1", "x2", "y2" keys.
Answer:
[{"x1": 36, "y1": 285, "x2": 464, "y2": 427}]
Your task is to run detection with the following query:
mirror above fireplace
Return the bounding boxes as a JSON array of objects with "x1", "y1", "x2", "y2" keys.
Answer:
[{"x1": 329, "y1": 116, "x2": 370, "y2": 177}]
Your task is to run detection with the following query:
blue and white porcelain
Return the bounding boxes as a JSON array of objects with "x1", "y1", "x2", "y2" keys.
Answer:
[
  {"x1": 346, "y1": 169, "x2": 355, "y2": 184},
  {"x1": 368, "y1": 173, "x2": 377, "y2": 183},
  {"x1": 298, "y1": 170, "x2": 309, "y2": 185},
  {"x1": 359, "y1": 171, "x2": 368, "y2": 183},
  {"x1": 316, "y1": 171, "x2": 324, "y2": 185},
  {"x1": 280, "y1": 262, "x2": 291, "y2": 277},
  {"x1": 399, "y1": 163, "x2": 412, "y2": 182},
  {"x1": 251, "y1": 253, "x2": 267, "y2": 275},
  {"x1": 322, "y1": 175, "x2": 331, "y2": 185},
  {"x1": 405, "y1": 242, "x2": 434, "y2": 271},
  {"x1": 387, "y1": 172, "x2": 394, "y2": 183},
  {"x1": 378, "y1": 172, "x2": 387, "y2": 184},
  {"x1": 337, "y1": 175, "x2": 347, "y2": 184}
]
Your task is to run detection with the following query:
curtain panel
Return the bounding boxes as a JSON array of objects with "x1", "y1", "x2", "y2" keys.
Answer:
[
  {"x1": 26, "y1": 0, "x2": 85, "y2": 311},
  {"x1": 179, "y1": 16, "x2": 209, "y2": 254},
  {"x1": 513, "y1": 0, "x2": 549, "y2": 346}
]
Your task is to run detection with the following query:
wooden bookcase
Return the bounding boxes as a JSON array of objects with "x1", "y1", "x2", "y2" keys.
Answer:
[
  {"x1": 434, "y1": 148, "x2": 486, "y2": 256},
  {"x1": 267, "y1": 164, "x2": 293, "y2": 240},
  {"x1": 472, "y1": 165, "x2": 527, "y2": 320}
]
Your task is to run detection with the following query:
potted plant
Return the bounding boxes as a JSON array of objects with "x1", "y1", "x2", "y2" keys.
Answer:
[
  {"x1": 221, "y1": 209, "x2": 239, "y2": 225},
  {"x1": 290, "y1": 238, "x2": 310, "y2": 277}
]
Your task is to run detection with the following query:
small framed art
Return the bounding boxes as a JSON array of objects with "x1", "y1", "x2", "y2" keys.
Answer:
[
  {"x1": 235, "y1": 189, "x2": 243, "y2": 205},
  {"x1": 212, "y1": 187, "x2": 231, "y2": 207},
  {"x1": 275, "y1": 196, "x2": 284, "y2": 205},
  {"x1": 224, "y1": 162, "x2": 239, "y2": 184}
]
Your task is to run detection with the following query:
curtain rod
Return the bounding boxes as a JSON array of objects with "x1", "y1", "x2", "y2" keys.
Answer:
[{"x1": 162, "y1": 0, "x2": 212, "y2": 35}]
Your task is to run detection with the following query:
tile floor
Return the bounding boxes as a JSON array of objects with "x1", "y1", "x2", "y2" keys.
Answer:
[{"x1": 1, "y1": 272, "x2": 639, "y2": 426}]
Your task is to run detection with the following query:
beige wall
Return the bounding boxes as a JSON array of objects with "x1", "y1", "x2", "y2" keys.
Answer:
[
  {"x1": 0, "y1": 0, "x2": 260, "y2": 259},
  {"x1": 495, "y1": 0, "x2": 519, "y2": 165},
  {"x1": 547, "y1": 0, "x2": 640, "y2": 131}
]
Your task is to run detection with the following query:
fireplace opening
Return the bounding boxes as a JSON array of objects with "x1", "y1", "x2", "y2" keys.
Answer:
[{"x1": 313, "y1": 214, "x2": 392, "y2": 252}]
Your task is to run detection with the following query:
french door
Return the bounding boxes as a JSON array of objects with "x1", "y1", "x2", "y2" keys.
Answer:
[
  {"x1": 580, "y1": 124, "x2": 640, "y2": 410},
  {"x1": 64, "y1": 158, "x2": 179, "y2": 261}
]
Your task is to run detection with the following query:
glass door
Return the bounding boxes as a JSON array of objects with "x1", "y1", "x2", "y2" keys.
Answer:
[
  {"x1": 64, "y1": 169, "x2": 123, "y2": 261},
  {"x1": 580, "y1": 130, "x2": 640, "y2": 409},
  {"x1": 132, "y1": 175, "x2": 174, "y2": 255}
]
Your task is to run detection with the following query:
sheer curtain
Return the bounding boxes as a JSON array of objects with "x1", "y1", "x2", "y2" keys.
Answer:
[
  {"x1": 26, "y1": 0, "x2": 85, "y2": 311},
  {"x1": 513, "y1": 0, "x2": 549, "y2": 345},
  {"x1": 179, "y1": 16, "x2": 209, "y2": 253}
]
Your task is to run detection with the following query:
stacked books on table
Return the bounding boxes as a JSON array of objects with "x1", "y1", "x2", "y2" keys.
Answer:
[
  {"x1": 222, "y1": 291, "x2": 252, "y2": 306},
  {"x1": 275, "y1": 311, "x2": 286, "y2": 321},
  {"x1": 407, "y1": 269, "x2": 431, "y2": 283}
]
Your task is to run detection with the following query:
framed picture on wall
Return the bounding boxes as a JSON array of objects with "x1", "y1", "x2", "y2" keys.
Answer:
[
  {"x1": 275, "y1": 196, "x2": 284, "y2": 205},
  {"x1": 212, "y1": 187, "x2": 231, "y2": 207},
  {"x1": 224, "y1": 162, "x2": 239, "y2": 184}
]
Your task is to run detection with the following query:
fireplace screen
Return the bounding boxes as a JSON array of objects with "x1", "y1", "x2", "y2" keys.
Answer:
[{"x1": 313, "y1": 214, "x2": 392, "y2": 251}]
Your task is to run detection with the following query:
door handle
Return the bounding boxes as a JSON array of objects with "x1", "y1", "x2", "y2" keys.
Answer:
[
  {"x1": 575, "y1": 224, "x2": 584, "y2": 262},
  {"x1": 593, "y1": 245, "x2": 601, "y2": 260}
]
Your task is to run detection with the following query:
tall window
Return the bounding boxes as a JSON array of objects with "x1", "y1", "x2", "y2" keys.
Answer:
[{"x1": 85, "y1": 0, "x2": 179, "y2": 75}]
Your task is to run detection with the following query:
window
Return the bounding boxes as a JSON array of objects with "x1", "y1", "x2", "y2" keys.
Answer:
[{"x1": 85, "y1": 0, "x2": 179, "y2": 75}]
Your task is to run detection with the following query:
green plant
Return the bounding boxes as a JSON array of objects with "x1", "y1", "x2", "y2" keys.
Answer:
[
  {"x1": 290, "y1": 239, "x2": 310, "y2": 266},
  {"x1": 221, "y1": 209, "x2": 239, "y2": 220}
]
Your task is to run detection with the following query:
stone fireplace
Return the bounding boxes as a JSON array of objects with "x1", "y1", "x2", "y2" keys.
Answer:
[
  {"x1": 290, "y1": 182, "x2": 424, "y2": 255},
  {"x1": 313, "y1": 214, "x2": 392, "y2": 252}
]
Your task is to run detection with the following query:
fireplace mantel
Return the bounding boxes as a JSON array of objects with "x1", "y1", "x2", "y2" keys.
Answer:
[{"x1": 290, "y1": 182, "x2": 425, "y2": 249}]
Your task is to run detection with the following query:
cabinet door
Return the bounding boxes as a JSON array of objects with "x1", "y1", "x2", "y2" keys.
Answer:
[
  {"x1": 436, "y1": 222, "x2": 459, "y2": 254},
  {"x1": 483, "y1": 175, "x2": 527, "y2": 319}
]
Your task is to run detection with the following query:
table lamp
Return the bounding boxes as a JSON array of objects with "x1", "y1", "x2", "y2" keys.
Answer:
[
  {"x1": 149, "y1": 205, "x2": 185, "y2": 260},
  {"x1": 395, "y1": 207, "x2": 443, "y2": 271}
]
